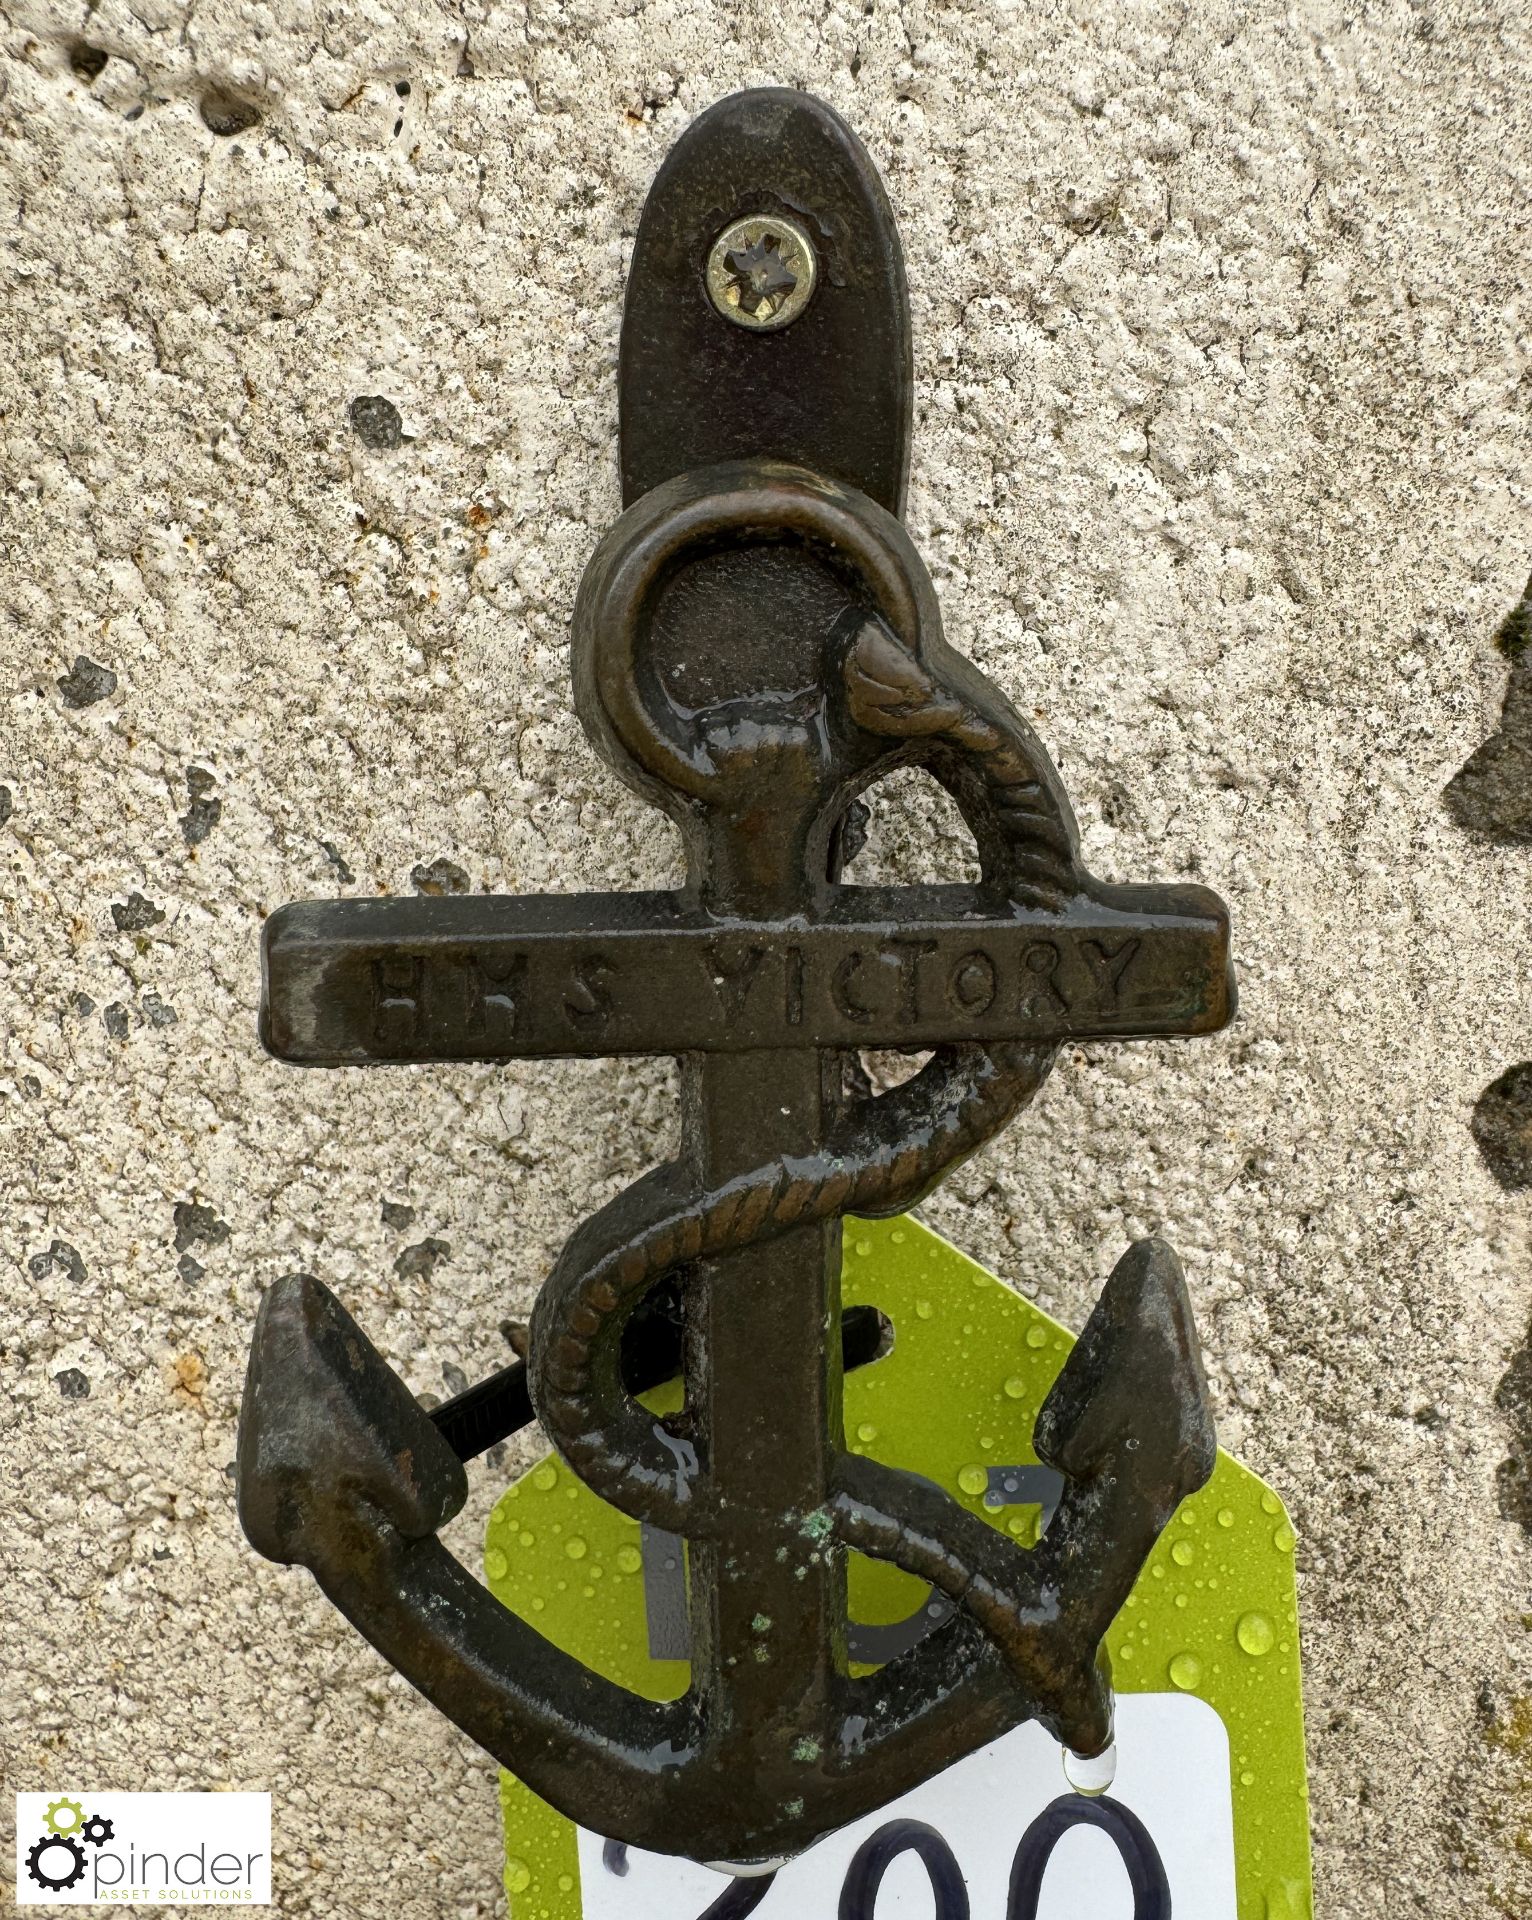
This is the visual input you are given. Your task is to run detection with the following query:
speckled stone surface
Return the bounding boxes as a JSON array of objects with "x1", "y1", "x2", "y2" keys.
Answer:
[{"x1": 3, "y1": 3, "x2": 1531, "y2": 1913}]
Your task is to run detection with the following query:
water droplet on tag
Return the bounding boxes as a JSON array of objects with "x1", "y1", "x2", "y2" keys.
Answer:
[
  {"x1": 857, "y1": 1421, "x2": 878, "y2": 1443},
  {"x1": 1238, "y1": 1612, "x2": 1276, "y2": 1657},
  {"x1": 707, "y1": 1855, "x2": 794, "y2": 1878},
  {"x1": 506, "y1": 1857, "x2": 532, "y2": 1893},
  {"x1": 1004, "y1": 1374, "x2": 1027, "y2": 1399},
  {"x1": 915, "y1": 1299, "x2": 933, "y2": 1320},
  {"x1": 1025, "y1": 1325, "x2": 1049, "y2": 1349},
  {"x1": 565, "y1": 1536, "x2": 588, "y2": 1560},
  {"x1": 1217, "y1": 1508, "x2": 1235, "y2": 1529},
  {"x1": 533, "y1": 1464, "x2": 557, "y2": 1490},
  {"x1": 1171, "y1": 1539, "x2": 1195, "y2": 1567},
  {"x1": 616, "y1": 1545, "x2": 642, "y2": 1574},
  {"x1": 1169, "y1": 1651, "x2": 1203, "y2": 1691},
  {"x1": 1062, "y1": 1742, "x2": 1117, "y2": 1795},
  {"x1": 1261, "y1": 1490, "x2": 1281, "y2": 1515},
  {"x1": 958, "y1": 1464, "x2": 988, "y2": 1496},
  {"x1": 1273, "y1": 1522, "x2": 1296, "y2": 1553}
]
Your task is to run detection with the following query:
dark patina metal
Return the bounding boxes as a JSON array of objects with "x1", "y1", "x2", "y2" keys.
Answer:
[{"x1": 238, "y1": 89, "x2": 1231, "y2": 1869}]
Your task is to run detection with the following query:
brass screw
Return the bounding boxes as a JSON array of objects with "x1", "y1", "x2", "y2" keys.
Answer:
[{"x1": 706, "y1": 214, "x2": 818, "y2": 331}]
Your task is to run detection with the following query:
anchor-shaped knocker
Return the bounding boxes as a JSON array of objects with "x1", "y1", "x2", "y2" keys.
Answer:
[{"x1": 238, "y1": 90, "x2": 1233, "y2": 1870}]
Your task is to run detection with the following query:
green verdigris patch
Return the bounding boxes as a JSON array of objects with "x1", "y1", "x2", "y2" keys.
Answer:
[{"x1": 486, "y1": 1215, "x2": 1312, "y2": 1918}]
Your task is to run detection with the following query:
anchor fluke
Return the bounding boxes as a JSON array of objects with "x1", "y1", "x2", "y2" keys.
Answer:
[
  {"x1": 237, "y1": 1274, "x2": 468, "y2": 1568},
  {"x1": 1034, "y1": 1237, "x2": 1216, "y2": 1517}
]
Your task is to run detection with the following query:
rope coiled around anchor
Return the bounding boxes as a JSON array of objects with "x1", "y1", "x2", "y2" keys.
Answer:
[{"x1": 529, "y1": 599, "x2": 1080, "y2": 1593}]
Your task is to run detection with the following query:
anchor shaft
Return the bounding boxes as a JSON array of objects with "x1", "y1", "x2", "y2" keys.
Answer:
[{"x1": 688, "y1": 1048, "x2": 846, "y2": 1755}]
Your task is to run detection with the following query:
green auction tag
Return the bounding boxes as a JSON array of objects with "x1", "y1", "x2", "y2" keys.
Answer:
[{"x1": 486, "y1": 1216, "x2": 1312, "y2": 1919}]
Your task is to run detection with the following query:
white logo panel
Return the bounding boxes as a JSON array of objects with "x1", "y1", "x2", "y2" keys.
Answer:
[{"x1": 15, "y1": 1792, "x2": 272, "y2": 1906}]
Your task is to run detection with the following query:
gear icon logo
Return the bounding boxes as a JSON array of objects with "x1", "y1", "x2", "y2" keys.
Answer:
[
  {"x1": 26, "y1": 1800, "x2": 115, "y2": 1895},
  {"x1": 25, "y1": 1833, "x2": 88, "y2": 1892},
  {"x1": 43, "y1": 1799, "x2": 84, "y2": 1838}
]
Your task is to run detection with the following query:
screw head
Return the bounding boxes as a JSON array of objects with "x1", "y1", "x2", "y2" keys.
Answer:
[{"x1": 706, "y1": 214, "x2": 818, "y2": 331}]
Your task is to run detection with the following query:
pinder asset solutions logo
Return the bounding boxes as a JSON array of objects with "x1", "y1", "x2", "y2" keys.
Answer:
[{"x1": 15, "y1": 1793, "x2": 271, "y2": 1905}]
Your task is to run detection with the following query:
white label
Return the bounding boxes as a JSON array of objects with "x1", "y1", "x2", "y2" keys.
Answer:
[
  {"x1": 15, "y1": 1793, "x2": 272, "y2": 1906},
  {"x1": 575, "y1": 1694, "x2": 1235, "y2": 1919}
]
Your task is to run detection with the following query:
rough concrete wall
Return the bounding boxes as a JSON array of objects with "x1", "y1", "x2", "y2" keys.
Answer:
[{"x1": 2, "y1": 1, "x2": 1529, "y2": 1912}]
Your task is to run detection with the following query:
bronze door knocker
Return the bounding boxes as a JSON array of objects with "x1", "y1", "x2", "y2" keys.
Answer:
[{"x1": 237, "y1": 87, "x2": 1233, "y2": 1870}]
